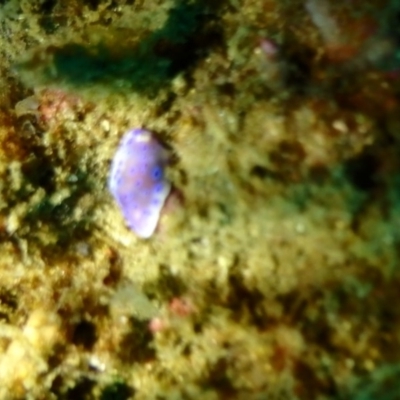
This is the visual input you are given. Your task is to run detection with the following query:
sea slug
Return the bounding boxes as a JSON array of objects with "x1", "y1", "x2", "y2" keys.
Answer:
[{"x1": 108, "y1": 128, "x2": 171, "y2": 238}]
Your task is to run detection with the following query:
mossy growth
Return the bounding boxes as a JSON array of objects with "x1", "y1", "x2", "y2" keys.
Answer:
[
  {"x1": 345, "y1": 363, "x2": 400, "y2": 400},
  {"x1": 0, "y1": 0, "x2": 399, "y2": 399},
  {"x1": 0, "y1": 110, "x2": 98, "y2": 258},
  {"x1": 16, "y1": 0, "x2": 223, "y2": 96}
]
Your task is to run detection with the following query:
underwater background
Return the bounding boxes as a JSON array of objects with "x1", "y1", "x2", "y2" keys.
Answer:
[{"x1": 0, "y1": 0, "x2": 399, "y2": 399}]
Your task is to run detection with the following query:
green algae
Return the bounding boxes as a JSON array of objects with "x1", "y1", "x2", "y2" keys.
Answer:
[{"x1": 16, "y1": 0, "x2": 222, "y2": 96}]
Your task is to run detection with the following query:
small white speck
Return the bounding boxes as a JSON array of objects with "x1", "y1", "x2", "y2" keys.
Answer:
[
  {"x1": 100, "y1": 119, "x2": 110, "y2": 132},
  {"x1": 88, "y1": 356, "x2": 106, "y2": 372},
  {"x1": 332, "y1": 119, "x2": 348, "y2": 133}
]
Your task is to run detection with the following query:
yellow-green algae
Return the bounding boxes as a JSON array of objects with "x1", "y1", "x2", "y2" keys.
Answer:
[{"x1": 0, "y1": 0, "x2": 399, "y2": 399}]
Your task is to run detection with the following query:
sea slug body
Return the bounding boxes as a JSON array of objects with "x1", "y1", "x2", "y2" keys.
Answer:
[{"x1": 108, "y1": 128, "x2": 171, "y2": 238}]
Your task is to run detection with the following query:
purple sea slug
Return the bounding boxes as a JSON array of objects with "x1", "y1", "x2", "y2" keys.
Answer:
[{"x1": 108, "y1": 128, "x2": 171, "y2": 238}]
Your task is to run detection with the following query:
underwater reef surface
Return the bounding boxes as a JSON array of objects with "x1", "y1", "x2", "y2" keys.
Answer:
[{"x1": 0, "y1": 0, "x2": 399, "y2": 399}]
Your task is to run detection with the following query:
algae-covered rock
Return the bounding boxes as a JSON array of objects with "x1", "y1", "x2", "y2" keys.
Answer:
[{"x1": 0, "y1": 0, "x2": 399, "y2": 399}]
